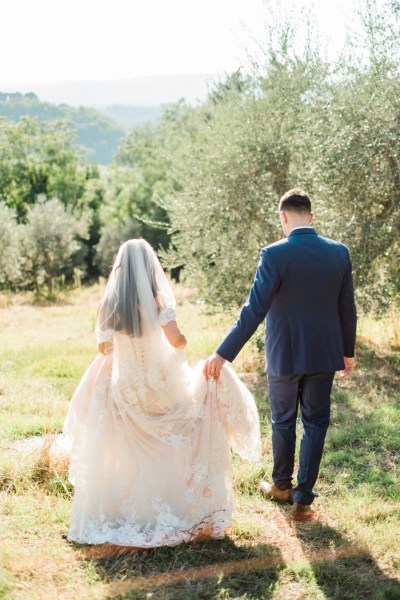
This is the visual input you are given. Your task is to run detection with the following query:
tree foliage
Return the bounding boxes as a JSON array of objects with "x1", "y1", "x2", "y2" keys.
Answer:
[
  {"x1": 310, "y1": 0, "x2": 400, "y2": 309},
  {"x1": 163, "y1": 19, "x2": 329, "y2": 308},
  {"x1": 0, "y1": 197, "x2": 90, "y2": 295},
  {"x1": 163, "y1": 0, "x2": 400, "y2": 312},
  {"x1": 0, "y1": 0, "x2": 398, "y2": 311},
  {"x1": 0, "y1": 203, "x2": 23, "y2": 288},
  {"x1": 98, "y1": 103, "x2": 190, "y2": 259},
  {"x1": 0, "y1": 117, "x2": 87, "y2": 219},
  {"x1": 22, "y1": 197, "x2": 90, "y2": 294},
  {"x1": 0, "y1": 118, "x2": 106, "y2": 283}
]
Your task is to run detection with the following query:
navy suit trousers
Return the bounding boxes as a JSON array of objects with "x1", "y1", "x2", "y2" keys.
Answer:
[{"x1": 267, "y1": 371, "x2": 335, "y2": 505}]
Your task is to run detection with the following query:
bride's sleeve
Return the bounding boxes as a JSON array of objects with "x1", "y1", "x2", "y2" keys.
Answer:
[
  {"x1": 95, "y1": 302, "x2": 114, "y2": 343},
  {"x1": 96, "y1": 329, "x2": 114, "y2": 343},
  {"x1": 158, "y1": 306, "x2": 177, "y2": 326}
]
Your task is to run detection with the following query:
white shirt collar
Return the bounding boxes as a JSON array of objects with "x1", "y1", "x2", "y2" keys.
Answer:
[{"x1": 290, "y1": 226, "x2": 314, "y2": 232}]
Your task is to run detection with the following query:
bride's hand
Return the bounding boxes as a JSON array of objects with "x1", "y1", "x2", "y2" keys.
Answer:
[
  {"x1": 98, "y1": 341, "x2": 113, "y2": 356},
  {"x1": 175, "y1": 334, "x2": 187, "y2": 349}
]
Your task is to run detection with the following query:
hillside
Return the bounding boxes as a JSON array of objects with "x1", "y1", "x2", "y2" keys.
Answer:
[
  {"x1": 101, "y1": 105, "x2": 163, "y2": 129},
  {"x1": 0, "y1": 92, "x2": 127, "y2": 164},
  {"x1": 0, "y1": 73, "x2": 214, "y2": 108}
]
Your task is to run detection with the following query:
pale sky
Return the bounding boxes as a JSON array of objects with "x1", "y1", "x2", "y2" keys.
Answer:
[{"x1": 0, "y1": 0, "x2": 358, "y2": 84}]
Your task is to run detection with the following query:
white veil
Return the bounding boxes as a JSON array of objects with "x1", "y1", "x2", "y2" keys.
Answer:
[{"x1": 96, "y1": 239, "x2": 176, "y2": 342}]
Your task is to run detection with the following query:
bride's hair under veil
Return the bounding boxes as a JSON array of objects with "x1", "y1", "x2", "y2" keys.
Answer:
[{"x1": 96, "y1": 239, "x2": 176, "y2": 340}]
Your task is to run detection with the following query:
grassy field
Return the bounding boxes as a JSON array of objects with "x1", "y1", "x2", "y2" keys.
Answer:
[{"x1": 0, "y1": 284, "x2": 399, "y2": 599}]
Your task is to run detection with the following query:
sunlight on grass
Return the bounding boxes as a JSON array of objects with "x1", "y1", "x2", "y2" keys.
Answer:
[{"x1": 0, "y1": 285, "x2": 399, "y2": 599}]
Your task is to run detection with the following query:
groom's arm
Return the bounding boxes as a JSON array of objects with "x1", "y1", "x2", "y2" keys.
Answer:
[
  {"x1": 216, "y1": 249, "x2": 281, "y2": 363},
  {"x1": 338, "y1": 249, "x2": 357, "y2": 357}
]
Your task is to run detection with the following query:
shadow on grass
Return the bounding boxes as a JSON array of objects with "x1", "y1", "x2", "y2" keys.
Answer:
[
  {"x1": 293, "y1": 521, "x2": 400, "y2": 600},
  {"x1": 68, "y1": 341, "x2": 398, "y2": 598},
  {"x1": 72, "y1": 536, "x2": 285, "y2": 599}
]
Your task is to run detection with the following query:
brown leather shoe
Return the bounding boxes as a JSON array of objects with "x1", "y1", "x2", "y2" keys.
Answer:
[
  {"x1": 289, "y1": 503, "x2": 316, "y2": 522},
  {"x1": 259, "y1": 481, "x2": 293, "y2": 505}
]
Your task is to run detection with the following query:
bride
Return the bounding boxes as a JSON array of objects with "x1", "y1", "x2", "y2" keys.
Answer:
[{"x1": 64, "y1": 239, "x2": 261, "y2": 547}]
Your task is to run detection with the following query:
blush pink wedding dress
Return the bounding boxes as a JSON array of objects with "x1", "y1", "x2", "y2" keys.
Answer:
[{"x1": 63, "y1": 240, "x2": 261, "y2": 548}]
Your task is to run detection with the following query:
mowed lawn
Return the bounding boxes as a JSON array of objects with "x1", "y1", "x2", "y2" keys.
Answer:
[{"x1": 0, "y1": 284, "x2": 399, "y2": 599}]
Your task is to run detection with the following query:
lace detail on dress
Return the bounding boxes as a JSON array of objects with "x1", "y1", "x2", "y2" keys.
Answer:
[
  {"x1": 158, "y1": 306, "x2": 176, "y2": 325},
  {"x1": 64, "y1": 332, "x2": 261, "y2": 548}
]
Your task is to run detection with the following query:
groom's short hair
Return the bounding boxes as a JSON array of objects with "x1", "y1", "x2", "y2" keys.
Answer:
[{"x1": 279, "y1": 188, "x2": 312, "y2": 213}]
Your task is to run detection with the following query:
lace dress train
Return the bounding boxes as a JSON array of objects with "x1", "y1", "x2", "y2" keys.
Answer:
[{"x1": 64, "y1": 320, "x2": 261, "y2": 547}]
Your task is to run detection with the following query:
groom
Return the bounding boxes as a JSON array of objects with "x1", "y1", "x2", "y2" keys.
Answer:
[{"x1": 204, "y1": 188, "x2": 357, "y2": 521}]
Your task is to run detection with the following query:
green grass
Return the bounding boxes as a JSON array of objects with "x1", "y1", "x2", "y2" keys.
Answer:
[{"x1": 0, "y1": 284, "x2": 399, "y2": 599}]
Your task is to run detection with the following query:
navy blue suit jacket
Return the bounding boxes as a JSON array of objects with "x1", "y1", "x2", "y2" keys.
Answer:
[{"x1": 216, "y1": 228, "x2": 357, "y2": 376}]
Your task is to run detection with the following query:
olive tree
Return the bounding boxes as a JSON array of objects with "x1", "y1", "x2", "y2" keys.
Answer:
[
  {"x1": 310, "y1": 0, "x2": 400, "y2": 310},
  {"x1": 164, "y1": 20, "x2": 328, "y2": 309},
  {"x1": 0, "y1": 117, "x2": 87, "y2": 220},
  {"x1": 22, "y1": 196, "x2": 90, "y2": 295},
  {"x1": 0, "y1": 202, "x2": 23, "y2": 289},
  {"x1": 164, "y1": 0, "x2": 399, "y2": 312}
]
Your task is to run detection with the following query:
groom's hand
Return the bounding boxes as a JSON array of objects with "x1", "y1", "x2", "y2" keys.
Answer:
[
  {"x1": 203, "y1": 353, "x2": 226, "y2": 379},
  {"x1": 338, "y1": 356, "x2": 356, "y2": 379}
]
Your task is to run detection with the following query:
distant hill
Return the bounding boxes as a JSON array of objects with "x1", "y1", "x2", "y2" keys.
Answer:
[
  {"x1": 102, "y1": 105, "x2": 163, "y2": 130},
  {"x1": 0, "y1": 92, "x2": 157, "y2": 164},
  {"x1": 0, "y1": 73, "x2": 216, "y2": 108}
]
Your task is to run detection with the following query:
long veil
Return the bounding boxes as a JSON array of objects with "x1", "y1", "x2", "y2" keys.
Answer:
[{"x1": 96, "y1": 238, "x2": 176, "y2": 342}]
